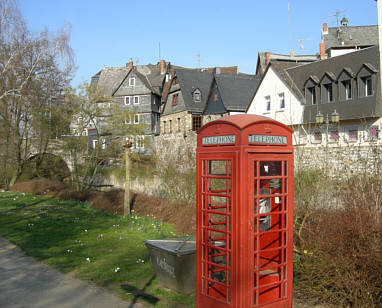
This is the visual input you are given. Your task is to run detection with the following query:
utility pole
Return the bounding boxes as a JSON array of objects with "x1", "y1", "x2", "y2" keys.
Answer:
[{"x1": 123, "y1": 140, "x2": 132, "y2": 216}]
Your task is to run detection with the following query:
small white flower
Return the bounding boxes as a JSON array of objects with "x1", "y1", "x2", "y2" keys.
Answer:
[
  {"x1": 97, "y1": 234, "x2": 103, "y2": 239},
  {"x1": 119, "y1": 236, "x2": 123, "y2": 240},
  {"x1": 114, "y1": 267, "x2": 120, "y2": 272},
  {"x1": 86, "y1": 257, "x2": 90, "y2": 262},
  {"x1": 67, "y1": 249, "x2": 72, "y2": 253},
  {"x1": 84, "y1": 229, "x2": 88, "y2": 232}
]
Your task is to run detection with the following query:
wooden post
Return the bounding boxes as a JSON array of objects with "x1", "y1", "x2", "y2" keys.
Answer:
[{"x1": 123, "y1": 141, "x2": 132, "y2": 216}]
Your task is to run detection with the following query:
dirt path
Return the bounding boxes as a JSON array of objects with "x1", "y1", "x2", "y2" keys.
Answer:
[{"x1": 0, "y1": 237, "x2": 145, "y2": 308}]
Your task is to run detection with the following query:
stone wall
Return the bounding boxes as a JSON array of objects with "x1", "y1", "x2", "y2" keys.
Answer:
[{"x1": 294, "y1": 143, "x2": 382, "y2": 176}]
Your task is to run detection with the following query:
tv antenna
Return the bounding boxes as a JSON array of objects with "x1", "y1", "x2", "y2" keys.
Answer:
[
  {"x1": 196, "y1": 53, "x2": 202, "y2": 68},
  {"x1": 329, "y1": 10, "x2": 346, "y2": 27},
  {"x1": 294, "y1": 38, "x2": 313, "y2": 50}
]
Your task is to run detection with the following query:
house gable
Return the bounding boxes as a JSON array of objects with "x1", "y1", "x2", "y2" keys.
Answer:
[
  {"x1": 113, "y1": 70, "x2": 152, "y2": 97},
  {"x1": 203, "y1": 80, "x2": 227, "y2": 115},
  {"x1": 162, "y1": 90, "x2": 187, "y2": 116},
  {"x1": 247, "y1": 66, "x2": 304, "y2": 126}
]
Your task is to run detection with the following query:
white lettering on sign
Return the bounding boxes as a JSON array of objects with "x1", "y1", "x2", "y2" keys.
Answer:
[
  {"x1": 156, "y1": 256, "x2": 175, "y2": 278},
  {"x1": 248, "y1": 134, "x2": 287, "y2": 145},
  {"x1": 202, "y1": 135, "x2": 235, "y2": 145}
]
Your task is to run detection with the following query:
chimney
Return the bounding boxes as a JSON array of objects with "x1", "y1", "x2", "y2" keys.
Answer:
[
  {"x1": 127, "y1": 58, "x2": 133, "y2": 70},
  {"x1": 160, "y1": 59, "x2": 165, "y2": 74},
  {"x1": 322, "y1": 23, "x2": 328, "y2": 35},
  {"x1": 320, "y1": 41, "x2": 326, "y2": 59},
  {"x1": 265, "y1": 52, "x2": 271, "y2": 66}
]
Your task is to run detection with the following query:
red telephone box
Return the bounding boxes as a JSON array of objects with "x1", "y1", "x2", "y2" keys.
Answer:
[{"x1": 196, "y1": 114, "x2": 293, "y2": 308}]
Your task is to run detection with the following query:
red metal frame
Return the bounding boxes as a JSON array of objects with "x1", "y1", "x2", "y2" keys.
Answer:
[{"x1": 196, "y1": 115, "x2": 294, "y2": 308}]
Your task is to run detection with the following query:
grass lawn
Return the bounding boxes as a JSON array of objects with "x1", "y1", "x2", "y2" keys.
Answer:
[{"x1": 0, "y1": 191, "x2": 195, "y2": 307}]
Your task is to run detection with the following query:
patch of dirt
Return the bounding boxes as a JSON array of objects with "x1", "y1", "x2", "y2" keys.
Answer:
[{"x1": 9, "y1": 178, "x2": 195, "y2": 234}]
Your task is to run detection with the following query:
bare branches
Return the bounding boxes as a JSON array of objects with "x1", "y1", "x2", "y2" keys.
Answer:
[{"x1": 0, "y1": 0, "x2": 75, "y2": 188}]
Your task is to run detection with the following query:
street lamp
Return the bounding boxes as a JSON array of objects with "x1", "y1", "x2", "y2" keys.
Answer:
[
  {"x1": 315, "y1": 110, "x2": 340, "y2": 125},
  {"x1": 123, "y1": 140, "x2": 132, "y2": 217},
  {"x1": 315, "y1": 110, "x2": 340, "y2": 174}
]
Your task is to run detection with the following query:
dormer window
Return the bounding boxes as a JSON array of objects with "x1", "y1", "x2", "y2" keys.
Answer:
[
  {"x1": 357, "y1": 63, "x2": 377, "y2": 98},
  {"x1": 338, "y1": 68, "x2": 354, "y2": 101},
  {"x1": 129, "y1": 77, "x2": 135, "y2": 87},
  {"x1": 304, "y1": 76, "x2": 319, "y2": 105},
  {"x1": 363, "y1": 77, "x2": 372, "y2": 96},
  {"x1": 193, "y1": 89, "x2": 201, "y2": 102},
  {"x1": 320, "y1": 73, "x2": 336, "y2": 104},
  {"x1": 324, "y1": 84, "x2": 333, "y2": 103},
  {"x1": 308, "y1": 87, "x2": 316, "y2": 105},
  {"x1": 343, "y1": 80, "x2": 352, "y2": 100}
]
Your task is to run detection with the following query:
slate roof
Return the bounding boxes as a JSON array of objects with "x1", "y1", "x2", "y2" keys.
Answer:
[
  {"x1": 215, "y1": 74, "x2": 260, "y2": 112},
  {"x1": 175, "y1": 69, "x2": 214, "y2": 113},
  {"x1": 323, "y1": 25, "x2": 378, "y2": 50},
  {"x1": 92, "y1": 67, "x2": 131, "y2": 96},
  {"x1": 285, "y1": 46, "x2": 381, "y2": 122},
  {"x1": 286, "y1": 46, "x2": 379, "y2": 92},
  {"x1": 257, "y1": 52, "x2": 319, "y2": 76},
  {"x1": 268, "y1": 62, "x2": 306, "y2": 102}
]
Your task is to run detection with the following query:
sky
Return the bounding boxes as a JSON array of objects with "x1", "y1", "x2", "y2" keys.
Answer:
[{"x1": 18, "y1": 0, "x2": 378, "y2": 87}]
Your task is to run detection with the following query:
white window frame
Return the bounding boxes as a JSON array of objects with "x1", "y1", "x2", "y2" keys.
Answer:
[
  {"x1": 366, "y1": 125, "x2": 379, "y2": 140},
  {"x1": 129, "y1": 77, "x2": 135, "y2": 87},
  {"x1": 346, "y1": 127, "x2": 358, "y2": 142},
  {"x1": 134, "y1": 114, "x2": 139, "y2": 124},
  {"x1": 93, "y1": 139, "x2": 98, "y2": 149},
  {"x1": 278, "y1": 93, "x2": 285, "y2": 110},
  {"x1": 328, "y1": 129, "x2": 339, "y2": 142},
  {"x1": 311, "y1": 130, "x2": 322, "y2": 143},
  {"x1": 133, "y1": 96, "x2": 140, "y2": 105},
  {"x1": 265, "y1": 95, "x2": 271, "y2": 112},
  {"x1": 124, "y1": 96, "x2": 131, "y2": 105},
  {"x1": 136, "y1": 135, "x2": 145, "y2": 149},
  {"x1": 364, "y1": 76, "x2": 372, "y2": 97},
  {"x1": 344, "y1": 80, "x2": 352, "y2": 100}
]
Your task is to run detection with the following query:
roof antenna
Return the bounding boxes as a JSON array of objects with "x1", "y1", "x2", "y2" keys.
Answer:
[
  {"x1": 288, "y1": 3, "x2": 293, "y2": 56},
  {"x1": 329, "y1": 10, "x2": 346, "y2": 28},
  {"x1": 158, "y1": 42, "x2": 161, "y2": 60},
  {"x1": 196, "y1": 53, "x2": 201, "y2": 68}
]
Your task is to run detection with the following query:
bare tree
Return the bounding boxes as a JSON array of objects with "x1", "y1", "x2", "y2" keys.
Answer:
[
  {"x1": 0, "y1": 0, "x2": 75, "y2": 188},
  {"x1": 64, "y1": 81, "x2": 145, "y2": 191}
]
